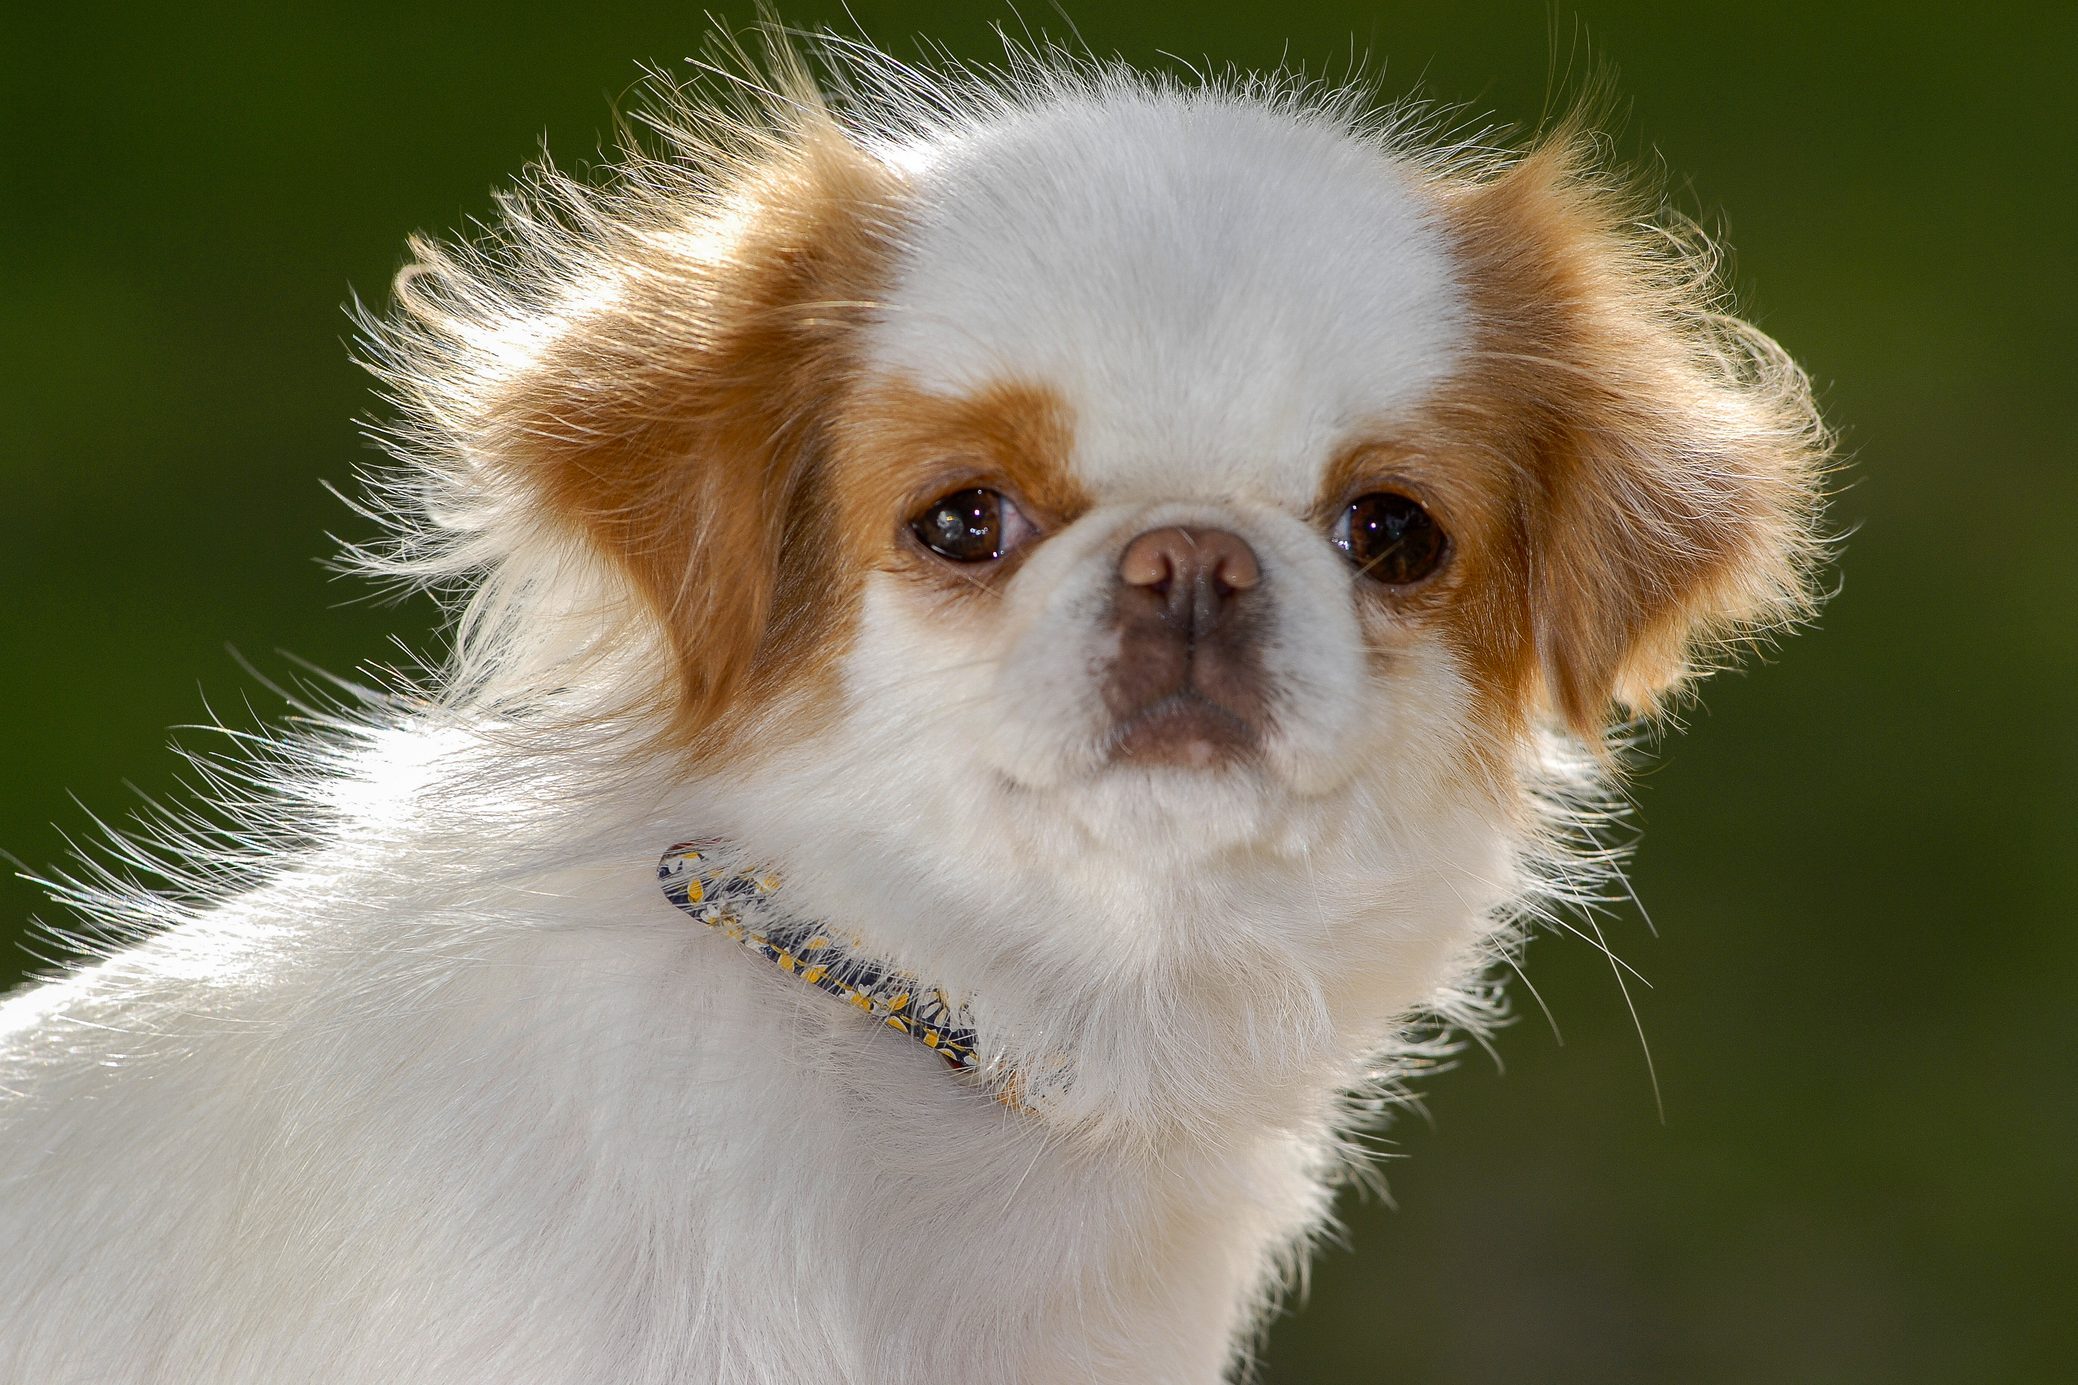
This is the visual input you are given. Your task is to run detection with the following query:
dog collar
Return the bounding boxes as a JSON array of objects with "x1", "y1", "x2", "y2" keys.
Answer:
[{"x1": 658, "y1": 840, "x2": 1060, "y2": 1116}]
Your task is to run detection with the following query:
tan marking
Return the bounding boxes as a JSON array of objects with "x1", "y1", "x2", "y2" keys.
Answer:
[
  {"x1": 1395, "y1": 125, "x2": 1828, "y2": 743},
  {"x1": 451, "y1": 106, "x2": 910, "y2": 755},
  {"x1": 828, "y1": 376, "x2": 1085, "y2": 597}
]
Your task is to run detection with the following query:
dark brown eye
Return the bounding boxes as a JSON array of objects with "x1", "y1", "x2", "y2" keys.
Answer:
[
  {"x1": 908, "y1": 487, "x2": 1033, "y2": 563},
  {"x1": 1331, "y1": 491, "x2": 1447, "y2": 585}
]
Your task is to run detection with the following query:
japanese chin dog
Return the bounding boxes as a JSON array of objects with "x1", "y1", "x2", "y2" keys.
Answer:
[{"x1": 0, "y1": 30, "x2": 1827, "y2": 1385}]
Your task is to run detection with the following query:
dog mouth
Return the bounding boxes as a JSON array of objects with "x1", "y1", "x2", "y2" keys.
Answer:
[{"x1": 1105, "y1": 692, "x2": 1261, "y2": 769}]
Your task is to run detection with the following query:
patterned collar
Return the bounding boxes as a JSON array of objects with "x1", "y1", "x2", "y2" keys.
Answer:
[{"x1": 658, "y1": 841, "x2": 1062, "y2": 1116}]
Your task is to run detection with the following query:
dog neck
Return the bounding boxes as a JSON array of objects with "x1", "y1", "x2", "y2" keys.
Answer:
[
  {"x1": 661, "y1": 754, "x2": 1526, "y2": 1149},
  {"x1": 658, "y1": 838, "x2": 1072, "y2": 1117}
]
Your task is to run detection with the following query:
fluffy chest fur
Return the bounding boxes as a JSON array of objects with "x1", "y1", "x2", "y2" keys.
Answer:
[
  {"x1": 0, "y1": 29, "x2": 1825, "y2": 1385},
  {"x1": 0, "y1": 737, "x2": 1495, "y2": 1383}
]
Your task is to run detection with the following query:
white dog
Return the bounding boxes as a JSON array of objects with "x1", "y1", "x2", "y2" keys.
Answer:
[{"x1": 0, "y1": 34, "x2": 1826, "y2": 1384}]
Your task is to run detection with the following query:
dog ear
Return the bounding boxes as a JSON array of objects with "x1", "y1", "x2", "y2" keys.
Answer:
[
  {"x1": 1441, "y1": 135, "x2": 1828, "y2": 738},
  {"x1": 379, "y1": 110, "x2": 901, "y2": 739}
]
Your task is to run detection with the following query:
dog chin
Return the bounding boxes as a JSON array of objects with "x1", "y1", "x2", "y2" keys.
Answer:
[{"x1": 1021, "y1": 758, "x2": 1302, "y2": 864}]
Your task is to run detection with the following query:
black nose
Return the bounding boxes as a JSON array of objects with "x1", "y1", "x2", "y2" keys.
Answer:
[{"x1": 1116, "y1": 526, "x2": 1261, "y2": 636}]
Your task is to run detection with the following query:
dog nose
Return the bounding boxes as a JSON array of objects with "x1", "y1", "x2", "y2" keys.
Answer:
[{"x1": 1117, "y1": 526, "x2": 1261, "y2": 634}]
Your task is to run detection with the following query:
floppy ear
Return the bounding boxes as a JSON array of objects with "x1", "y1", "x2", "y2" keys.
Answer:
[
  {"x1": 373, "y1": 105, "x2": 901, "y2": 738},
  {"x1": 1443, "y1": 136, "x2": 1828, "y2": 738}
]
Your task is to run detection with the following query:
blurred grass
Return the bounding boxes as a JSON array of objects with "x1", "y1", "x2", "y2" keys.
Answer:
[{"x1": 3, "y1": 4, "x2": 2072, "y2": 1381}]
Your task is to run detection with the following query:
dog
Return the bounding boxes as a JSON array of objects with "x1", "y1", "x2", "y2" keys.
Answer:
[{"x1": 0, "y1": 33, "x2": 1828, "y2": 1384}]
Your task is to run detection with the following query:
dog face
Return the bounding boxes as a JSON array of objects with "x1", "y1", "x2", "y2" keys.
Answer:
[
  {"x1": 829, "y1": 98, "x2": 1470, "y2": 858},
  {"x1": 371, "y1": 67, "x2": 1822, "y2": 896}
]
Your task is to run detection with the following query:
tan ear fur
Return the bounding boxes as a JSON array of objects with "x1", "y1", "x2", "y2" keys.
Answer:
[
  {"x1": 382, "y1": 86, "x2": 905, "y2": 742},
  {"x1": 1438, "y1": 132, "x2": 1829, "y2": 738}
]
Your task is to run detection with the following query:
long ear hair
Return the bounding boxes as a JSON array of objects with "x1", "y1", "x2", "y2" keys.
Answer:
[
  {"x1": 1435, "y1": 126, "x2": 1831, "y2": 739},
  {"x1": 354, "y1": 48, "x2": 904, "y2": 744}
]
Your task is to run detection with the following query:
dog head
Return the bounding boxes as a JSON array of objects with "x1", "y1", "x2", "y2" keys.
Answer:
[{"x1": 367, "y1": 53, "x2": 1824, "y2": 939}]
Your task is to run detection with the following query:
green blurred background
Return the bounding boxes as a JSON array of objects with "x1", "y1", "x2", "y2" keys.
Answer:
[{"x1": 3, "y1": 3, "x2": 2072, "y2": 1380}]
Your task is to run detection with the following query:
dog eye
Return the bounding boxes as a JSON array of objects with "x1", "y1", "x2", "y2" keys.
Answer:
[
  {"x1": 1331, "y1": 492, "x2": 1447, "y2": 585},
  {"x1": 909, "y1": 487, "x2": 1033, "y2": 563}
]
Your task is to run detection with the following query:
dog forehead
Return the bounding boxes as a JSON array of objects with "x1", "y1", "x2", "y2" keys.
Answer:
[{"x1": 866, "y1": 92, "x2": 1468, "y2": 500}]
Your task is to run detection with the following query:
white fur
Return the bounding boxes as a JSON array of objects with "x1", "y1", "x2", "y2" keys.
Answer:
[
  {"x1": 2, "y1": 48, "x2": 1617, "y2": 1385},
  {"x1": 869, "y1": 92, "x2": 1468, "y2": 496}
]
